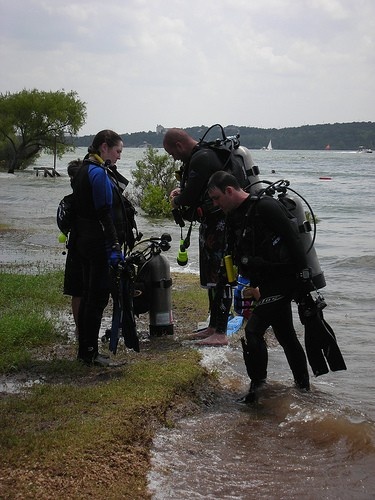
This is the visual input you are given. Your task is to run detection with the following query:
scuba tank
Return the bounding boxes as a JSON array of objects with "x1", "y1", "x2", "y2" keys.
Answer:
[
  {"x1": 132, "y1": 234, "x2": 174, "y2": 336},
  {"x1": 198, "y1": 124, "x2": 264, "y2": 195},
  {"x1": 232, "y1": 146, "x2": 263, "y2": 196},
  {"x1": 261, "y1": 179, "x2": 326, "y2": 291},
  {"x1": 147, "y1": 252, "x2": 174, "y2": 336},
  {"x1": 278, "y1": 192, "x2": 326, "y2": 290}
]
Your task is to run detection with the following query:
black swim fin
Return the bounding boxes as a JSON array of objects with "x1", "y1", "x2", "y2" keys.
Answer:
[
  {"x1": 121, "y1": 263, "x2": 140, "y2": 353},
  {"x1": 319, "y1": 316, "x2": 347, "y2": 372},
  {"x1": 304, "y1": 315, "x2": 329, "y2": 376},
  {"x1": 109, "y1": 266, "x2": 123, "y2": 355},
  {"x1": 298, "y1": 294, "x2": 346, "y2": 377},
  {"x1": 109, "y1": 263, "x2": 140, "y2": 354}
]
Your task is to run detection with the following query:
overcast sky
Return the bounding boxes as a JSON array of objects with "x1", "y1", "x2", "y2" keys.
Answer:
[{"x1": 1, "y1": 0, "x2": 374, "y2": 136}]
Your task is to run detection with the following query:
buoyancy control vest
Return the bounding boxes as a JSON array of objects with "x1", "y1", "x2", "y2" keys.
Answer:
[
  {"x1": 196, "y1": 124, "x2": 263, "y2": 196},
  {"x1": 175, "y1": 124, "x2": 263, "y2": 223},
  {"x1": 227, "y1": 194, "x2": 308, "y2": 287},
  {"x1": 71, "y1": 160, "x2": 107, "y2": 241},
  {"x1": 71, "y1": 158, "x2": 138, "y2": 250},
  {"x1": 107, "y1": 166, "x2": 139, "y2": 251},
  {"x1": 177, "y1": 146, "x2": 224, "y2": 221}
]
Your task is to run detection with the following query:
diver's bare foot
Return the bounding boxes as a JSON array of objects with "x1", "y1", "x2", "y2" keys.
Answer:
[
  {"x1": 186, "y1": 327, "x2": 215, "y2": 340},
  {"x1": 195, "y1": 333, "x2": 228, "y2": 346}
]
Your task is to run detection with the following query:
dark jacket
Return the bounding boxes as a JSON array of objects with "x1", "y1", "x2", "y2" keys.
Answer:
[
  {"x1": 175, "y1": 147, "x2": 224, "y2": 218},
  {"x1": 72, "y1": 160, "x2": 124, "y2": 250},
  {"x1": 227, "y1": 194, "x2": 308, "y2": 289}
]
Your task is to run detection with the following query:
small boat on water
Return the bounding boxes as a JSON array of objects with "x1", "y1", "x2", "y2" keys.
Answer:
[
  {"x1": 261, "y1": 139, "x2": 273, "y2": 150},
  {"x1": 357, "y1": 145, "x2": 373, "y2": 153}
]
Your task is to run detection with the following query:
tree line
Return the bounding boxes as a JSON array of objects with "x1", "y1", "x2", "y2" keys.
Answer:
[
  {"x1": 74, "y1": 122, "x2": 375, "y2": 151},
  {"x1": 1, "y1": 89, "x2": 373, "y2": 173}
]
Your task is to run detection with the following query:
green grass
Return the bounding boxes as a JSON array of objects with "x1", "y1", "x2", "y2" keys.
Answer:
[
  {"x1": 0, "y1": 271, "x2": 66, "y2": 307},
  {"x1": 0, "y1": 269, "x2": 213, "y2": 498},
  {"x1": 0, "y1": 271, "x2": 69, "y2": 372},
  {"x1": 0, "y1": 349, "x2": 208, "y2": 498},
  {"x1": 0, "y1": 351, "x2": 204, "y2": 459}
]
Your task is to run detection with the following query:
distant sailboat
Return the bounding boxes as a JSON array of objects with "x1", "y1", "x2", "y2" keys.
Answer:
[{"x1": 261, "y1": 139, "x2": 273, "y2": 150}]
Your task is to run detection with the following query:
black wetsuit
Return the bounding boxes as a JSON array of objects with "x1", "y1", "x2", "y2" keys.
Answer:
[
  {"x1": 227, "y1": 194, "x2": 310, "y2": 388},
  {"x1": 71, "y1": 159, "x2": 131, "y2": 363},
  {"x1": 174, "y1": 147, "x2": 230, "y2": 334}
]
